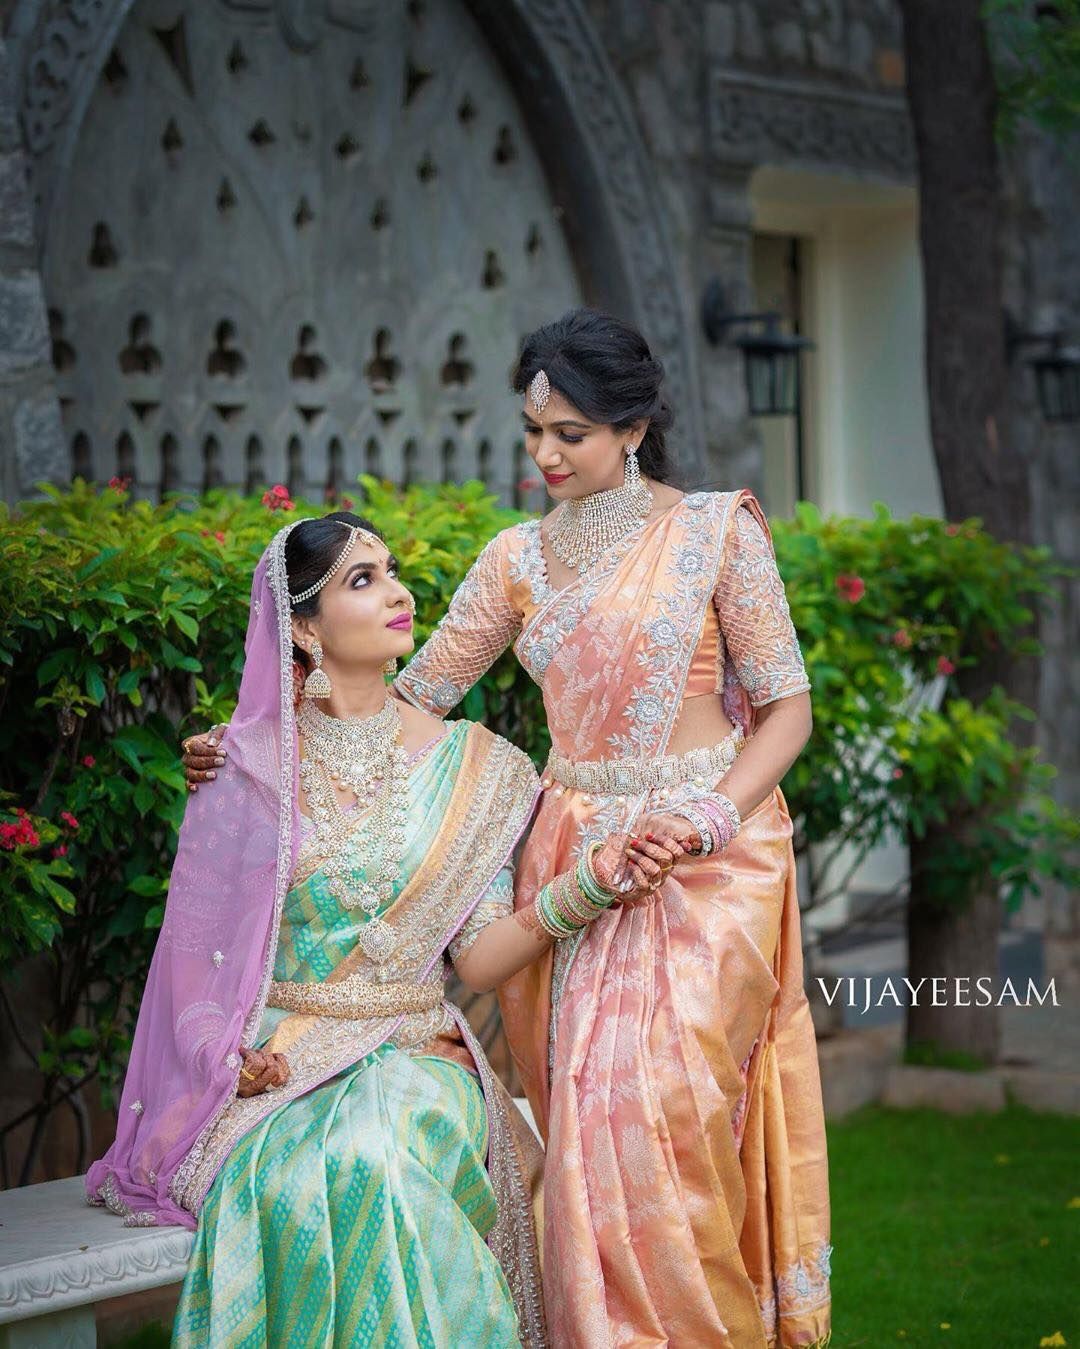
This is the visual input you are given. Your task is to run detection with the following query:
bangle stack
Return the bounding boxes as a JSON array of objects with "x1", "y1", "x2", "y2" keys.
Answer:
[
  {"x1": 676, "y1": 792, "x2": 742, "y2": 856},
  {"x1": 534, "y1": 842, "x2": 619, "y2": 940}
]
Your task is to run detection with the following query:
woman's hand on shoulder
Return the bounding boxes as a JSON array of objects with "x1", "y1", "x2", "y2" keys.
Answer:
[
  {"x1": 236, "y1": 1046, "x2": 289, "y2": 1097},
  {"x1": 182, "y1": 724, "x2": 228, "y2": 792}
]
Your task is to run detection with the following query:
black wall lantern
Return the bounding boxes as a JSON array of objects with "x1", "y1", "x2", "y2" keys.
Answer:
[
  {"x1": 1031, "y1": 339, "x2": 1080, "y2": 423},
  {"x1": 702, "y1": 278, "x2": 814, "y2": 418},
  {"x1": 1005, "y1": 314, "x2": 1080, "y2": 424}
]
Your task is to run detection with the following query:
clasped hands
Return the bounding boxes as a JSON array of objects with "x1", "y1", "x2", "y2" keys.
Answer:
[
  {"x1": 236, "y1": 1046, "x2": 290, "y2": 1098},
  {"x1": 590, "y1": 810, "x2": 707, "y2": 909}
]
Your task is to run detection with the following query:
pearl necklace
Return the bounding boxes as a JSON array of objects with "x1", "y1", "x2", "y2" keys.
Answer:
[
  {"x1": 297, "y1": 699, "x2": 408, "y2": 940},
  {"x1": 548, "y1": 473, "x2": 654, "y2": 576}
]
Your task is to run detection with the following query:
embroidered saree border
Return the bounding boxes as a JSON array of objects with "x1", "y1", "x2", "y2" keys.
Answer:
[{"x1": 452, "y1": 1006, "x2": 549, "y2": 1349}]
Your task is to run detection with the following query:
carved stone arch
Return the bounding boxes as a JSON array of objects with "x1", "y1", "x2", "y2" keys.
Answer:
[
  {"x1": 466, "y1": 0, "x2": 705, "y2": 473},
  {"x1": 7, "y1": 0, "x2": 704, "y2": 484}
]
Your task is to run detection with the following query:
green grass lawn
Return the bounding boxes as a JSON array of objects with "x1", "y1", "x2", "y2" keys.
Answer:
[
  {"x1": 828, "y1": 1102, "x2": 1078, "y2": 1349},
  {"x1": 110, "y1": 1102, "x2": 1078, "y2": 1349}
]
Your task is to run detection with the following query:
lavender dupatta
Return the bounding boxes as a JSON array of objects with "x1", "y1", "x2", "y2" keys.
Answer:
[{"x1": 86, "y1": 524, "x2": 302, "y2": 1228}]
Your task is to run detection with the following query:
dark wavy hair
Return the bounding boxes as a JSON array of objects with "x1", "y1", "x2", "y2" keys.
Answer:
[
  {"x1": 285, "y1": 511, "x2": 386, "y2": 665},
  {"x1": 511, "y1": 307, "x2": 677, "y2": 485}
]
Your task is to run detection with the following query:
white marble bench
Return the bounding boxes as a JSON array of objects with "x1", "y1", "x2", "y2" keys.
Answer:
[
  {"x1": 0, "y1": 1099, "x2": 540, "y2": 1346},
  {"x1": 0, "y1": 1176, "x2": 192, "y2": 1347}
]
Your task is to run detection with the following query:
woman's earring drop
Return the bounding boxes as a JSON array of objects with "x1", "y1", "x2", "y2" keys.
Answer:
[
  {"x1": 624, "y1": 443, "x2": 642, "y2": 491},
  {"x1": 303, "y1": 638, "x2": 333, "y2": 699}
]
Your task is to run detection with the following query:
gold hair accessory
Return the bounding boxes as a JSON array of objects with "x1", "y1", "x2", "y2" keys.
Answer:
[
  {"x1": 529, "y1": 368, "x2": 551, "y2": 414},
  {"x1": 290, "y1": 521, "x2": 381, "y2": 608}
]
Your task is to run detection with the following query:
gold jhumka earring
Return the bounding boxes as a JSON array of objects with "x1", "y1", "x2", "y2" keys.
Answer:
[{"x1": 303, "y1": 639, "x2": 333, "y2": 699}]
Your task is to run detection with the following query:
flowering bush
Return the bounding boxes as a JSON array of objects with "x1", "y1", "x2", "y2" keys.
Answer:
[{"x1": 0, "y1": 481, "x2": 1074, "y2": 1179}]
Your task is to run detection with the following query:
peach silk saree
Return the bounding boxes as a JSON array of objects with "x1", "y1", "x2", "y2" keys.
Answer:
[{"x1": 396, "y1": 489, "x2": 832, "y2": 1348}]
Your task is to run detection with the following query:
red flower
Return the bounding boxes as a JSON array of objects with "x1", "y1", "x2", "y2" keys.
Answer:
[
  {"x1": 517, "y1": 476, "x2": 541, "y2": 493},
  {"x1": 892, "y1": 767, "x2": 904, "y2": 780},
  {"x1": 200, "y1": 529, "x2": 211, "y2": 538},
  {"x1": 14, "y1": 807, "x2": 26, "y2": 818},
  {"x1": 945, "y1": 524, "x2": 960, "y2": 537},
  {"x1": 892, "y1": 628, "x2": 913, "y2": 649},
  {"x1": 52, "y1": 844, "x2": 68, "y2": 858},
  {"x1": 1, "y1": 817, "x2": 40, "y2": 849},
  {"x1": 340, "y1": 496, "x2": 354, "y2": 510},
  {"x1": 261, "y1": 486, "x2": 295, "y2": 512},
  {"x1": 60, "y1": 810, "x2": 80, "y2": 831},
  {"x1": 108, "y1": 475, "x2": 132, "y2": 491},
  {"x1": 836, "y1": 574, "x2": 865, "y2": 603},
  {"x1": 936, "y1": 656, "x2": 956, "y2": 676},
  {"x1": 82, "y1": 755, "x2": 96, "y2": 768},
  {"x1": 214, "y1": 531, "x2": 226, "y2": 543}
]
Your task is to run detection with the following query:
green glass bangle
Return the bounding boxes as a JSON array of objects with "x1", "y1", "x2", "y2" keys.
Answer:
[
  {"x1": 577, "y1": 842, "x2": 618, "y2": 908},
  {"x1": 537, "y1": 880, "x2": 578, "y2": 936}
]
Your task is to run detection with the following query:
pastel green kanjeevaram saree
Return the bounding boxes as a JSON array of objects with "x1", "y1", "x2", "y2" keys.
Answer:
[{"x1": 172, "y1": 719, "x2": 545, "y2": 1348}]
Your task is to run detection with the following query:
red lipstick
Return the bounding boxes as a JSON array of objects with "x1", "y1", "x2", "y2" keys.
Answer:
[{"x1": 543, "y1": 471, "x2": 572, "y2": 485}]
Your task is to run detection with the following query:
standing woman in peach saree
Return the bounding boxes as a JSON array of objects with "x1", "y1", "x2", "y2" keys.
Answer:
[{"x1": 394, "y1": 308, "x2": 833, "y2": 1348}]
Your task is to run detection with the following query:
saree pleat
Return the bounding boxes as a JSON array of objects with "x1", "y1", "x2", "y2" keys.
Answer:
[{"x1": 173, "y1": 1046, "x2": 517, "y2": 1348}]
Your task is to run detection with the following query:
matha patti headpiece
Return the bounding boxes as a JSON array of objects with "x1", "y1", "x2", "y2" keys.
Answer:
[
  {"x1": 529, "y1": 368, "x2": 551, "y2": 415},
  {"x1": 289, "y1": 520, "x2": 382, "y2": 607}
]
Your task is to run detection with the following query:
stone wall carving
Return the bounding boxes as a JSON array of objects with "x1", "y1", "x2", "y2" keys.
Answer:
[{"x1": 708, "y1": 70, "x2": 914, "y2": 181}]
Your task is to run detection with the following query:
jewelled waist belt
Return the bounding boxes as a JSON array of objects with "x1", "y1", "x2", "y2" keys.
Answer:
[
  {"x1": 267, "y1": 974, "x2": 443, "y2": 1020},
  {"x1": 544, "y1": 727, "x2": 745, "y2": 798}
]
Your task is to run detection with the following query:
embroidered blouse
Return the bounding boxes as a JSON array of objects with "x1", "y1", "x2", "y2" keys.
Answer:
[{"x1": 395, "y1": 494, "x2": 810, "y2": 719}]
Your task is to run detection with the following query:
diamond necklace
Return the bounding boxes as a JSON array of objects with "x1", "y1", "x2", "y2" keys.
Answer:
[
  {"x1": 548, "y1": 473, "x2": 654, "y2": 576},
  {"x1": 297, "y1": 698, "x2": 409, "y2": 930}
]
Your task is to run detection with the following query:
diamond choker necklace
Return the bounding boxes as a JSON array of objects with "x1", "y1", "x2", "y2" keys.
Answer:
[{"x1": 548, "y1": 464, "x2": 654, "y2": 576}]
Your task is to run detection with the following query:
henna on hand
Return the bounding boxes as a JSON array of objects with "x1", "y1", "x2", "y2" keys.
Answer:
[
  {"x1": 514, "y1": 902, "x2": 553, "y2": 944},
  {"x1": 181, "y1": 724, "x2": 228, "y2": 792}
]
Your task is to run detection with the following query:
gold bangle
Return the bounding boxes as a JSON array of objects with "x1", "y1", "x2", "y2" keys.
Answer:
[{"x1": 239, "y1": 1066, "x2": 257, "y2": 1081}]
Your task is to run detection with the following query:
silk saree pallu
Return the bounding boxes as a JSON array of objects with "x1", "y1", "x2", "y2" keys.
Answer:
[
  {"x1": 169, "y1": 720, "x2": 547, "y2": 1348},
  {"x1": 397, "y1": 491, "x2": 831, "y2": 1347}
]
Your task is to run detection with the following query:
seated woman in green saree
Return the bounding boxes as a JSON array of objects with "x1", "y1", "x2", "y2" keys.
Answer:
[{"x1": 89, "y1": 512, "x2": 677, "y2": 1349}]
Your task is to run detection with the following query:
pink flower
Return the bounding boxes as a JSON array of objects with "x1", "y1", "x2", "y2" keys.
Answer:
[
  {"x1": 108, "y1": 475, "x2": 132, "y2": 492},
  {"x1": 945, "y1": 524, "x2": 960, "y2": 537},
  {"x1": 517, "y1": 476, "x2": 541, "y2": 493},
  {"x1": 60, "y1": 810, "x2": 80, "y2": 832},
  {"x1": 14, "y1": 807, "x2": 26, "y2": 818},
  {"x1": 936, "y1": 656, "x2": 956, "y2": 676},
  {"x1": 200, "y1": 529, "x2": 211, "y2": 538},
  {"x1": 340, "y1": 496, "x2": 354, "y2": 510},
  {"x1": 214, "y1": 531, "x2": 226, "y2": 543},
  {"x1": 892, "y1": 628, "x2": 913, "y2": 649},
  {"x1": 892, "y1": 767, "x2": 904, "y2": 780},
  {"x1": 836, "y1": 574, "x2": 865, "y2": 603},
  {"x1": 82, "y1": 755, "x2": 96, "y2": 768},
  {"x1": 52, "y1": 844, "x2": 68, "y2": 858},
  {"x1": 0, "y1": 824, "x2": 19, "y2": 850}
]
